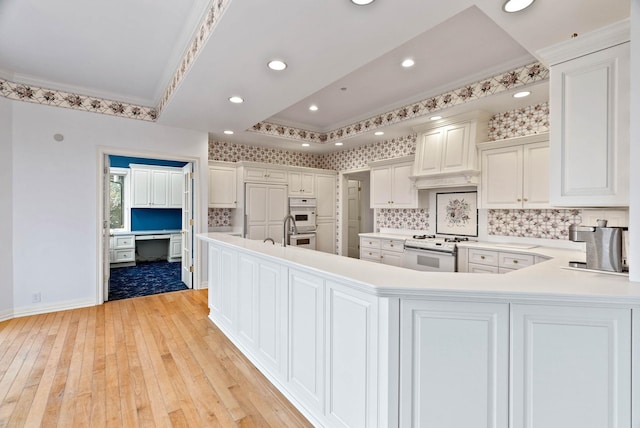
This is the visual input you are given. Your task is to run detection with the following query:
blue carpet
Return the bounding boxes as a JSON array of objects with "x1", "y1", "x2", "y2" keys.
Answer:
[{"x1": 108, "y1": 261, "x2": 187, "y2": 301}]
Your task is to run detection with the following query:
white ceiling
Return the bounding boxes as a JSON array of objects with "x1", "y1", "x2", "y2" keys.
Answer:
[{"x1": 0, "y1": 0, "x2": 630, "y2": 153}]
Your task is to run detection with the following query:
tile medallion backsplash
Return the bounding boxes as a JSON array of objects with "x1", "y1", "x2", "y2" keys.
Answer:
[
  {"x1": 487, "y1": 209, "x2": 582, "y2": 240},
  {"x1": 209, "y1": 208, "x2": 232, "y2": 228}
]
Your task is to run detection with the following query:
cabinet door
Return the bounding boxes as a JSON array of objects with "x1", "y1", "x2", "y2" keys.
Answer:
[
  {"x1": 316, "y1": 173, "x2": 336, "y2": 221},
  {"x1": 549, "y1": 42, "x2": 629, "y2": 206},
  {"x1": 288, "y1": 171, "x2": 303, "y2": 196},
  {"x1": 209, "y1": 166, "x2": 237, "y2": 208},
  {"x1": 414, "y1": 129, "x2": 443, "y2": 175},
  {"x1": 316, "y1": 220, "x2": 336, "y2": 254},
  {"x1": 370, "y1": 167, "x2": 392, "y2": 208},
  {"x1": 441, "y1": 121, "x2": 472, "y2": 173},
  {"x1": 522, "y1": 142, "x2": 549, "y2": 208},
  {"x1": 325, "y1": 281, "x2": 379, "y2": 428},
  {"x1": 400, "y1": 300, "x2": 509, "y2": 428},
  {"x1": 237, "y1": 254, "x2": 258, "y2": 349},
  {"x1": 256, "y1": 261, "x2": 287, "y2": 375},
  {"x1": 480, "y1": 146, "x2": 523, "y2": 209},
  {"x1": 288, "y1": 269, "x2": 325, "y2": 413},
  {"x1": 266, "y1": 168, "x2": 288, "y2": 183},
  {"x1": 131, "y1": 168, "x2": 151, "y2": 207},
  {"x1": 150, "y1": 169, "x2": 168, "y2": 207},
  {"x1": 381, "y1": 250, "x2": 403, "y2": 267},
  {"x1": 390, "y1": 163, "x2": 417, "y2": 208},
  {"x1": 169, "y1": 170, "x2": 182, "y2": 208},
  {"x1": 511, "y1": 304, "x2": 631, "y2": 428}
]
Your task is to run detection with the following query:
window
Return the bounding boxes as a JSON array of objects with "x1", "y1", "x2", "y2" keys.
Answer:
[{"x1": 109, "y1": 168, "x2": 130, "y2": 231}]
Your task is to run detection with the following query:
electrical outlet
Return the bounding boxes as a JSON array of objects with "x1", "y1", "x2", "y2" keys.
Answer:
[{"x1": 32, "y1": 292, "x2": 41, "y2": 303}]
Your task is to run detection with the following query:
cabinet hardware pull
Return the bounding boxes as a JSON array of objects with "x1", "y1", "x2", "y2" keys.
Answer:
[
  {"x1": 513, "y1": 260, "x2": 519, "y2": 264},
  {"x1": 523, "y1": 198, "x2": 528, "y2": 202},
  {"x1": 517, "y1": 198, "x2": 522, "y2": 202},
  {"x1": 480, "y1": 255, "x2": 485, "y2": 259}
]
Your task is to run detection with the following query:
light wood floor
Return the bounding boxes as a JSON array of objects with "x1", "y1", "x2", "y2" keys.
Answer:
[{"x1": 0, "y1": 290, "x2": 313, "y2": 427}]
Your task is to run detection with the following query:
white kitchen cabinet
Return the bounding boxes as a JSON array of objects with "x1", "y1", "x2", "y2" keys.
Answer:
[
  {"x1": 465, "y1": 247, "x2": 535, "y2": 274},
  {"x1": 168, "y1": 233, "x2": 181, "y2": 262},
  {"x1": 479, "y1": 135, "x2": 549, "y2": 209},
  {"x1": 411, "y1": 111, "x2": 490, "y2": 189},
  {"x1": 370, "y1": 156, "x2": 417, "y2": 208},
  {"x1": 539, "y1": 21, "x2": 629, "y2": 206},
  {"x1": 131, "y1": 165, "x2": 182, "y2": 208},
  {"x1": 109, "y1": 234, "x2": 136, "y2": 266},
  {"x1": 325, "y1": 280, "x2": 379, "y2": 428},
  {"x1": 208, "y1": 163, "x2": 237, "y2": 208},
  {"x1": 315, "y1": 221, "x2": 336, "y2": 254},
  {"x1": 288, "y1": 171, "x2": 315, "y2": 196},
  {"x1": 316, "y1": 173, "x2": 337, "y2": 254},
  {"x1": 400, "y1": 300, "x2": 509, "y2": 428},
  {"x1": 245, "y1": 183, "x2": 288, "y2": 244},
  {"x1": 288, "y1": 269, "x2": 325, "y2": 414},
  {"x1": 359, "y1": 236, "x2": 404, "y2": 266},
  {"x1": 243, "y1": 165, "x2": 288, "y2": 183},
  {"x1": 511, "y1": 304, "x2": 631, "y2": 428}
]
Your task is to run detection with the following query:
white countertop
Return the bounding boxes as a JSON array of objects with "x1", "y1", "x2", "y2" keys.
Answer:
[{"x1": 198, "y1": 232, "x2": 640, "y2": 305}]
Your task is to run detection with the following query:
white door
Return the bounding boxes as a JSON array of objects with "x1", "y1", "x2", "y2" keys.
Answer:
[
  {"x1": 103, "y1": 155, "x2": 111, "y2": 302},
  {"x1": 181, "y1": 163, "x2": 194, "y2": 288},
  {"x1": 347, "y1": 180, "x2": 360, "y2": 258}
]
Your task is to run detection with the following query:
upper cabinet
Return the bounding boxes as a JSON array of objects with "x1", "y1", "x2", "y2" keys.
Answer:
[
  {"x1": 411, "y1": 111, "x2": 490, "y2": 189},
  {"x1": 538, "y1": 20, "x2": 630, "y2": 207},
  {"x1": 370, "y1": 156, "x2": 417, "y2": 209},
  {"x1": 243, "y1": 165, "x2": 288, "y2": 183},
  {"x1": 478, "y1": 134, "x2": 550, "y2": 209},
  {"x1": 131, "y1": 164, "x2": 182, "y2": 209},
  {"x1": 208, "y1": 162, "x2": 237, "y2": 208},
  {"x1": 288, "y1": 171, "x2": 316, "y2": 197}
]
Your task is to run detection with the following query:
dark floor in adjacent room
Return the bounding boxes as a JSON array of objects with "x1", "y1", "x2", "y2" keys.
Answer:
[{"x1": 108, "y1": 260, "x2": 187, "y2": 301}]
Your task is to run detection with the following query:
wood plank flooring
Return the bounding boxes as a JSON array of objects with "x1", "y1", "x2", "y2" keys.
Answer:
[{"x1": 0, "y1": 290, "x2": 313, "y2": 427}]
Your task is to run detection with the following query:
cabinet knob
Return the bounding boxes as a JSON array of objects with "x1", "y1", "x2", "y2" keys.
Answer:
[
  {"x1": 390, "y1": 244, "x2": 394, "y2": 247},
  {"x1": 480, "y1": 255, "x2": 485, "y2": 259},
  {"x1": 517, "y1": 198, "x2": 522, "y2": 202},
  {"x1": 513, "y1": 260, "x2": 519, "y2": 264},
  {"x1": 523, "y1": 198, "x2": 528, "y2": 202}
]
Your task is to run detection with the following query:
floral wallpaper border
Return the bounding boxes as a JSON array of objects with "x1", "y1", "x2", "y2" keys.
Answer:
[
  {"x1": 0, "y1": 0, "x2": 232, "y2": 122},
  {"x1": 249, "y1": 62, "x2": 548, "y2": 144}
]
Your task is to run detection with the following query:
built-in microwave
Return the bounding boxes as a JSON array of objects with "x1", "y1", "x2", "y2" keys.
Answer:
[{"x1": 289, "y1": 197, "x2": 317, "y2": 232}]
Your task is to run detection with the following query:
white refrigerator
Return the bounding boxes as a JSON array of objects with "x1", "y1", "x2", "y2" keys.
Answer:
[{"x1": 244, "y1": 183, "x2": 288, "y2": 244}]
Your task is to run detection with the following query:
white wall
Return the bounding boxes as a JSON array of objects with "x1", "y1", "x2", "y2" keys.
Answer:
[
  {"x1": 11, "y1": 102, "x2": 209, "y2": 315},
  {"x1": 0, "y1": 98, "x2": 14, "y2": 320}
]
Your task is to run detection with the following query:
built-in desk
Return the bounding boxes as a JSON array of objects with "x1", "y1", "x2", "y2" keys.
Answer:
[{"x1": 110, "y1": 230, "x2": 182, "y2": 265}]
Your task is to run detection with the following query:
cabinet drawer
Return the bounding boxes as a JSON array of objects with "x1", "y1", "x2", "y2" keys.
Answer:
[
  {"x1": 468, "y1": 249, "x2": 498, "y2": 266},
  {"x1": 113, "y1": 249, "x2": 135, "y2": 263},
  {"x1": 360, "y1": 238, "x2": 381, "y2": 250},
  {"x1": 360, "y1": 249, "x2": 381, "y2": 262},
  {"x1": 499, "y1": 252, "x2": 534, "y2": 270},
  {"x1": 113, "y1": 235, "x2": 135, "y2": 249},
  {"x1": 468, "y1": 263, "x2": 499, "y2": 274},
  {"x1": 381, "y1": 239, "x2": 404, "y2": 253}
]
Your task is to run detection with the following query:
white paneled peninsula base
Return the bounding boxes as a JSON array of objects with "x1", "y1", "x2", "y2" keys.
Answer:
[{"x1": 198, "y1": 233, "x2": 640, "y2": 428}]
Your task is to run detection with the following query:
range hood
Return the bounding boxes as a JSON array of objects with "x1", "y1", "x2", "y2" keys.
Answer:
[{"x1": 410, "y1": 110, "x2": 490, "y2": 190}]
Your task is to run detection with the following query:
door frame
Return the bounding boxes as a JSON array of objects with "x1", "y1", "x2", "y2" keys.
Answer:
[
  {"x1": 96, "y1": 146, "x2": 202, "y2": 305},
  {"x1": 339, "y1": 168, "x2": 372, "y2": 257}
]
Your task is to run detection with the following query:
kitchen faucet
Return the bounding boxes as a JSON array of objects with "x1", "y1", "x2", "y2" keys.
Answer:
[{"x1": 282, "y1": 214, "x2": 298, "y2": 247}]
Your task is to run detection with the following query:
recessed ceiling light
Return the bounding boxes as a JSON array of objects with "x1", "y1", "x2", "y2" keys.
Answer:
[
  {"x1": 229, "y1": 96, "x2": 244, "y2": 104},
  {"x1": 502, "y1": 0, "x2": 535, "y2": 13},
  {"x1": 430, "y1": 115, "x2": 443, "y2": 121},
  {"x1": 309, "y1": 105, "x2": 319, "y2": 112},
  {"x1": 302, "y1": 143, "x2": 310, "y2": 147},
  {"x1": 374, "y1": 131, "x2": 384, "y2": 136},
  {"x1": 351, "y1": 0, "x2": 375, "y2": 5},
  {"x1": 223, "y1": 130, "x2": 234, "y2": 135},
  {"x1": 335, "y1": 142, "x2": 343, "y2": 146},
  {"x1": 268, "y1": 60, "x2": 287, "y2": 71},
  {"x1": 401, "y1": 58, "x2": 415, "y2": 68},
  {"x1": 513, "y1": 91, "x2": 531, "y2": 98}
]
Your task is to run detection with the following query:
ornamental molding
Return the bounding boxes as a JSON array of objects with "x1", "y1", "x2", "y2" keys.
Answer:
[{"x1": 249, "y1": 62, "x2": 549, "y2": 144}]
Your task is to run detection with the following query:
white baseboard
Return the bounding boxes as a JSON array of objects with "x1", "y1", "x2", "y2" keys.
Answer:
[
  {"x1": 199, "y1": 281, "x2": 208, "y2": 289},
  {"x1": 0, "y1": 308, "x2": 13, "y2": 322},
  {"x1": 12, "y1": 298, "x2": 96, "y2": 319}
]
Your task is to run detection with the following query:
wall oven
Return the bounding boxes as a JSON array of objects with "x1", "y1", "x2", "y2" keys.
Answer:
[
  {"x1": 289, "y1": 197, "x2": 317, "y2": 232},
  {"x1": 289, "y1": 233, "x2": 317, "y2": 250}
]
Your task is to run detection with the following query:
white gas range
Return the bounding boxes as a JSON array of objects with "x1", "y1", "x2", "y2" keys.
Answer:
[{"x1": 403, "y1": 235, "x2": 474, "y2": 272}]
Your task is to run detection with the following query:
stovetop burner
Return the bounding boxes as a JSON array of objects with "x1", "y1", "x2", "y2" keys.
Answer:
[{"x1": 412, "y1": 234, "x2": 436, "y2": 239}]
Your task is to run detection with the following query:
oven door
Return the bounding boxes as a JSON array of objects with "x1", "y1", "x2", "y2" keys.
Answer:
[
  {"x1": 290, "y1": 209, "x2": 316, "y2": 231},
  {"x1": 289, "y1": 233, "x2": 316, "y2": 250},
  {"x1": 403, "y1": 247, "x2": 457, "y2": 272}
]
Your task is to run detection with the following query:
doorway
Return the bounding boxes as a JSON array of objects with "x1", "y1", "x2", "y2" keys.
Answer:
[
  {"x1": 341, "y1": 170, "x2": 373, "y2": 258},
  {"x1": 99, "y1": 150, "x2": 199, "y2": 304}
]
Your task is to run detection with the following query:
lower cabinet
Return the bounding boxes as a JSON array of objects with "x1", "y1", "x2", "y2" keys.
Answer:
[
  {"x1": 510, "y1": 304, "x2": 631, "y2": 428},
  {"x1": 400, "y1": 300, "x2": 509, "y2": 428},
  {"x1": 316, "y1": 220, "x2": 336, "y2": 254},
  {"x1": 359, "y1": 236, "x2": 405, "y2": 266},
  {"x1": 168, "y1": 233, "x2": 181, "y2": 262}
]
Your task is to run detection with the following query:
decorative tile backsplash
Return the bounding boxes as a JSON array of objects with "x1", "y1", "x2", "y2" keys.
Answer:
[
  {"x1": 487, "y1": 209, "x2": 582, "y2": 240},
  {"x1": 376, "y1": 209, "x2": 429, "y2": 230},
  {"x1": 208, "y1": 208, "x2": 232, "y2": 227},
  {"x1": 320, "y1": 135, "x2": 417, "y2": 171},
  {"x1": 487, "y1": 102, "x2": 549, "y2": 141}
]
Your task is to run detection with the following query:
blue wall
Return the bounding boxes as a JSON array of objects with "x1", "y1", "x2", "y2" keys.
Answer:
[
  {"x1": 131, "y1": 208, "x2": 182, "y2": 231},
  {"x1": 109, "y1": 155, "x2": 186, "y2": 231}
]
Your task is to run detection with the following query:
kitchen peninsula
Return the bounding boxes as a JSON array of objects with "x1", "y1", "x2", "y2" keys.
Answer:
[{"x1": 199, "y1": 232, "x2": 640, "y2": 428}]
